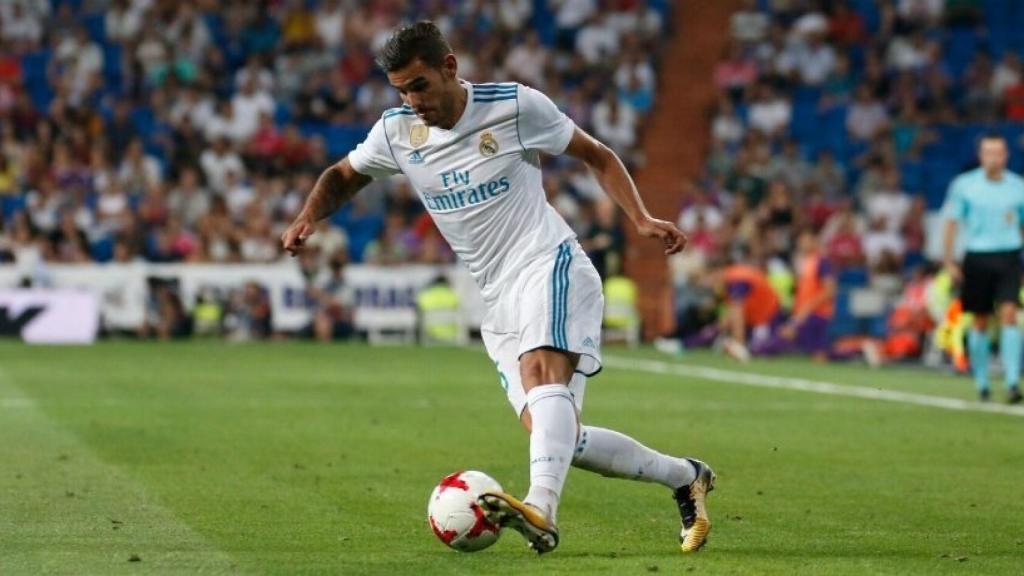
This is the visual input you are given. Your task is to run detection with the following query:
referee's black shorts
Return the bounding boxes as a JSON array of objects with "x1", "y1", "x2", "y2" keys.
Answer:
[{"x1": 961, "y1": 249, "x2": 1023, "y2": 314}]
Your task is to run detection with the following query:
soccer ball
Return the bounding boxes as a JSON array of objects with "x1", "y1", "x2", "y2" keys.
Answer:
[{"x1": 427, "y1": 470, "x2": 503, "y2": 552}]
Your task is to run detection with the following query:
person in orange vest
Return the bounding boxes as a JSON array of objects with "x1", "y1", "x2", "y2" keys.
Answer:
[
  {"x1": 718, "y1": 259, "x2": 781, "y2": 362},
  {"x1": 777, "y1": 230, "x2": 837, "y2": 362}
]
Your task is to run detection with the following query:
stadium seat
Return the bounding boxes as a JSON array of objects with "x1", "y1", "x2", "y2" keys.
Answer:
[
  {"x1": 837, "y1": 267, "x2": 869, "y2": 288},
  {"x1": 83, "y1": 12, "x2": 105, "y2": 42},
  {"x1": 944, "y1": 27, "x2": 979, "y2": 78},
  {"x1": 103, "y1": 43, "x2": 123, "y2": 90},
  {"x1": 325, "y1": 124, "x2": 371, "y2": 159},
  {"x1": 1, "y1": 195, "x2": 26, "y2": 219},
  {"x1": 274, "y1": 102, "x2": 291, "y2": 126}
]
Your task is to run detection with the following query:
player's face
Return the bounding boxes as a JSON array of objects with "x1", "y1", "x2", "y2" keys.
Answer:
[
  {"x1": 979, "y1": 138, "x2": 1008, "y2": 176},
  {"x1": 387, "y1": 56, "x2": 460, "y2": 128}
]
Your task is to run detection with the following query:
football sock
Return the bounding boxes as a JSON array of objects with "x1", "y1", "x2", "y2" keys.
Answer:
[
  {"x1": 524, "y1": 385, "x2": 577, "y2": 522},
  {"x1": 968, "y1": 329, "x2": 991, "y2": 392},
  {"x1": 1000, "y1": 325, "x2": 1022, "y2": 389},
  {"x1": 571, "y1": 426, "x2": 697, "y2": 489}
]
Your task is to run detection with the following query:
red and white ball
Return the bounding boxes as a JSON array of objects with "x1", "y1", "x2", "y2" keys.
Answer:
[{"x1": 427, "y1": 470, "x2": 503, "y2": 552}]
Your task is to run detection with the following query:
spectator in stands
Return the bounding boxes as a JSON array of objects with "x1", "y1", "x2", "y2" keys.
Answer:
[
  {"x1": 1, "y1": 2, "x2": 45, "y2": 50},
  {"x1": 711, "y1": 97, "x2": 746, "y2": 148},
  {"x1": 225, "y1": 281, "x2": 273, "y2": 341},
  {"x1": 748, "y1": 83, "x2": 792, "y2": 138},
  {"x1": 591, "y1": 91, "x2": 637, "y2": 159},
  {"x1": 767, "y1": 139, "x2": 813, "y2": 192},
  {"x1": 576, "y1": 10, "x2": 619, "y2": 65},
  {"x1": 863, "y1": 215, "x2": 906, "y2": 273},
  {"x1": 991, "y1": 52, "x2": 1022, "y2": 102},
  {"x1": 152, "y1": 283, "x2": 192, "y2": 340},
  {"x1": 231, "y1": 77, "x2": 276, "y2": 142},
  {"x1": 786, "y1": 27, "x2": 836, "y2": 86},
  {"x1": 308, "y1": 251, "x2": 353, "y2": 342},
  {"x1": 364, "y1": 211, "x2": 412, "y2": 266},
  {"x1": 827, "y1": 1, "x2": 866, "y2": 47},
  {"x1": 581, "y1": 197, "x2": 625, "y2": 280},
  {"x1": 714, "y1": 42, "x2": 759, "y2": 100},
  {"x1": 200, "y1": 136, "x2": 245, "y2": 194},
  {"x1": 731, "y1": 0, "x2": 769, "y2": 45},
  {"x1": 758, "y1": 180, "x2": 798, "y2": 258},
  {"x1": 865, "y1": 168, "x2": 911, "y2": 231},
  {"x1": 847, "y1": 86, "x2": 890, "y2": 141},
  {"x1": 505, "y1": 30, "x2": 548, "y2": 88}
]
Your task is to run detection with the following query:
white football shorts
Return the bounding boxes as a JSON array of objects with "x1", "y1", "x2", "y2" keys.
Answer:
[{"x1": 481, "y1": 239, "x2": 604, "y2": 416}]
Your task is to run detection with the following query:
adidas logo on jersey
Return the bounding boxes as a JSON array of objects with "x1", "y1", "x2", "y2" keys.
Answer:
[
  {"x1": 409, "y1": 150, "x2": 425, "y2": 164},
  {"x1": 583, "y1": 336, "x2": 596, "y2": 349}
]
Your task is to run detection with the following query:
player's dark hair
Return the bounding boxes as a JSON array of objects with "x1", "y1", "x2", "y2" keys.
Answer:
[
  {"x1": 376, "y1": 21, "x2": 452, "y2": 72},
  {"x1": 979, "y1": 132, "x2": 1007, "y2": 147}
]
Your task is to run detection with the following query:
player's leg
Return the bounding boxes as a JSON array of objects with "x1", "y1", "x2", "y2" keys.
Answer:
[
  {"x1": 478, "y1": 241, "x2": 595, "y2": 553},
  {"x1": 721, "y1": 303, "x2": 752, "y2": 362},
  {"x1": 994, "y1": 253, "x2": 1022, "y2": 403},
  {"x1": 518, "y1": 348, "x2": 578, "y2": 523},
  {"x1": 564, "y1": 370, "x2": 714, "y2": 553},
  {"x1": 968, "y1": 315, "x2": 992, "y2": 400},
  {"x1": 478, "y1": 347, "x2": 574, "y2": 554},
  {"x1": 962, "y1": 253, "x2": 994, "y2": 400},
  {"x1": 517, "y1": 371, "x2": 701, "y2": 493}
]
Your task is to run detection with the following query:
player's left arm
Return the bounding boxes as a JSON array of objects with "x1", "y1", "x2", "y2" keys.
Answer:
[{"x1": 563, "y1": 127, "x2": 687, "y2": 255}]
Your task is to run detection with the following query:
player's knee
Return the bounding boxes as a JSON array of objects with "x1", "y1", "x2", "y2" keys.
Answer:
[{"x1": 519, "y1": 351, "x2": 573, "y2": 388}]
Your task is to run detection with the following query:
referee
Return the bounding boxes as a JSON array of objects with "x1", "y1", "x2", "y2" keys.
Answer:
[{"x1": 943, "y1": 133, "x2": 1024, "y2": 404}]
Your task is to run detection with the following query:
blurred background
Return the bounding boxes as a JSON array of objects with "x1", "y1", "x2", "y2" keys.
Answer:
[{"x1": 0, "y1": 0, "x2": 1017, "y2": 373}]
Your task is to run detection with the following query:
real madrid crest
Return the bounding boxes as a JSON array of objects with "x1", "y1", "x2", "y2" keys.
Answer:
[
  {"x1": 410, "y1": 124, "x2": 429, "y2": 147},
  {"x1": 479, "y1": 131, "x2": 499, "y2": 156}
]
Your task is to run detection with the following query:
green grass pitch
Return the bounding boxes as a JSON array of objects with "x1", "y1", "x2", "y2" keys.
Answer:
[{"x1": 1, "y1": 341, "x2": 1022, "y2": 575}]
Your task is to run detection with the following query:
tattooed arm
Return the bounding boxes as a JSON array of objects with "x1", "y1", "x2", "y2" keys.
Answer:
[{"x1": 281, "y1": 157, "x2": 372, "y2": 256}]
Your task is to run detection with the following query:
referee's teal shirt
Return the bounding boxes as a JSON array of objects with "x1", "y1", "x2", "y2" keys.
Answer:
[{"x1": 942, "y1": 167, "x2": 1024, "y2": 252}]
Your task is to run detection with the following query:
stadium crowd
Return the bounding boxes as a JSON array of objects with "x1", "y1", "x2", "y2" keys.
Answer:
[
  {"x1": 0, "y1": 0, "x2": 671, "y2": 281},
  {"x1": 670, "y1": 0, "x2": 1024, "y2": 365}
]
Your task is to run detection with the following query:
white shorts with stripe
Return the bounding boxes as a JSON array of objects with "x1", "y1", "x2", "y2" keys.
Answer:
[{"x1": 480, "y1": 239, "x2": 604, "y2": 416}]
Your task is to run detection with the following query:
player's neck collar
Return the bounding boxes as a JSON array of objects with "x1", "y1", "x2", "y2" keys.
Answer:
[{"x1": 438, "y1": 79, "x2": 471, "y2": 132}]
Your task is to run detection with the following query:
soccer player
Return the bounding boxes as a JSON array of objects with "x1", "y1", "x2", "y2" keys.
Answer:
[
  {"x1": 942, "y1": 134, "x2": 1024, "y2": 404},
  {"x1": 281, "y1": 22, "x2": 715, "y2": 553}
]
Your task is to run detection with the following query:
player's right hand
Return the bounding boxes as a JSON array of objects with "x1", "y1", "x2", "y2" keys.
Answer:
[
  {"x1": 281, "y1": 217, "x2": 316, "y2": 257},
  {"x1": 637, "y1": 217, "x2": 688, "y2": 255}
]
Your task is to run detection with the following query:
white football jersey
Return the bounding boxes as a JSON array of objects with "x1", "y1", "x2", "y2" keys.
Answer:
[{"x1": 348, "y1": 80, "x2": 577, "y2": 304}]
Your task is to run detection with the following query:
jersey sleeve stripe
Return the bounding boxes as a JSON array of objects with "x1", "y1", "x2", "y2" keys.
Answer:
[
  {"x1": 473, "y1": 86, "x2": 517, "y2": 94},
  {"x1": 383, "y1": 109, "x2": 417, "y2": 119},
  {"x1": 473, "y1": 95, "x2": 518, "y2": 103}
]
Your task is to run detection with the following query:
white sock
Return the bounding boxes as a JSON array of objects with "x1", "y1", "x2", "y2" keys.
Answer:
[
  {"x1": 524, "y1": 385, "x2": 577, "y2": 522},
  {"x1": 572, "y1": 426, "x2": 696, "y2": 489}
]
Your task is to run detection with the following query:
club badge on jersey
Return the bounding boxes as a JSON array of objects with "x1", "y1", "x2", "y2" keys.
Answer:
[{"x1": 479, "y1": 132, "x2": 499, "y2": 156}]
